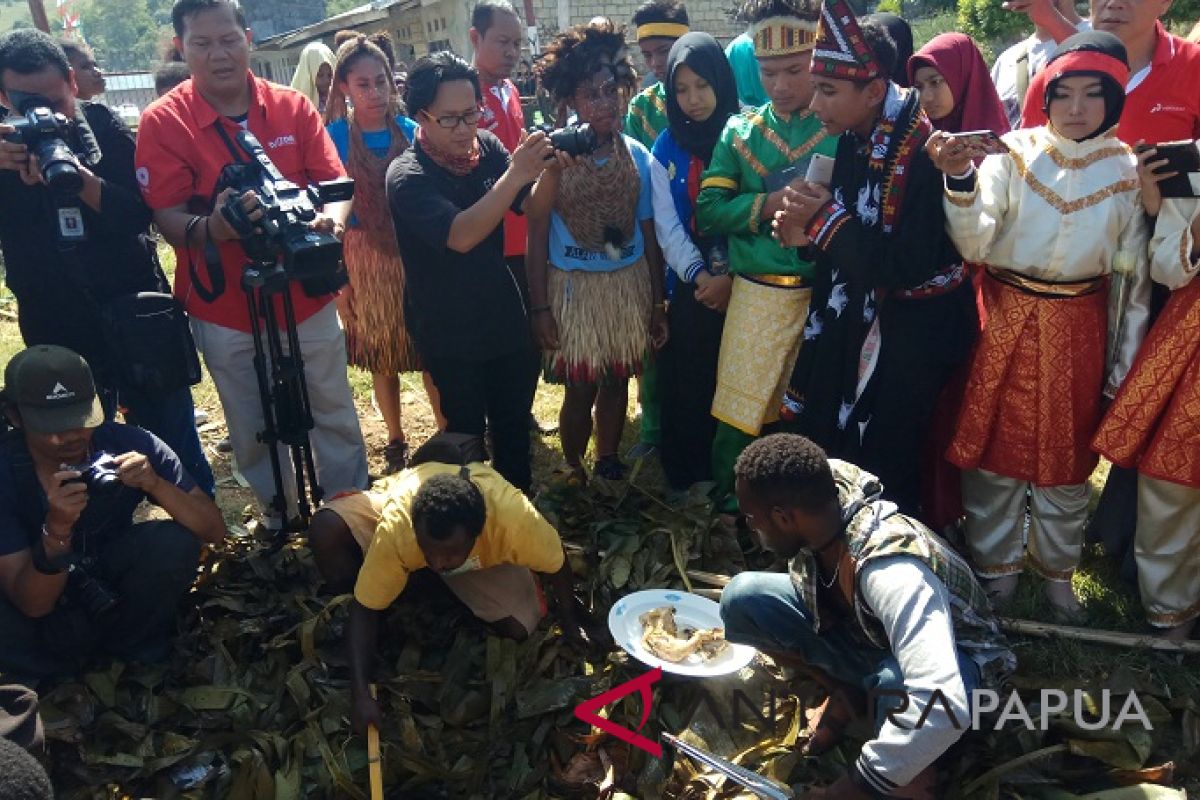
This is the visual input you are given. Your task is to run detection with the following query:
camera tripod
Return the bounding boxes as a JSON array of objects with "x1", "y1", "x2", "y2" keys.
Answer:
[{"x1": 242, "y1": 261, "x2": 323, "y2": 540}]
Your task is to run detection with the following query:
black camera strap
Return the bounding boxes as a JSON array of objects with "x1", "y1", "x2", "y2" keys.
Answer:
[
  {"x1": 186, "y1": 120, "x2": 250, "y2": 304},
  {"x1": 214, "y1": 119, "x2": 247, "y2": 163}
]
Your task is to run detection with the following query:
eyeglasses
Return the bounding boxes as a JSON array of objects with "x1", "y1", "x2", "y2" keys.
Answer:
[{"x1": 424, "y1": 108, "x2": 482, "y2": 129}]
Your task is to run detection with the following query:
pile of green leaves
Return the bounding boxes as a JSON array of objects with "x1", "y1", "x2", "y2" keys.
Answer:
[{"x1": 37, "y1": 475, "x2": 1200, "y2": 798}]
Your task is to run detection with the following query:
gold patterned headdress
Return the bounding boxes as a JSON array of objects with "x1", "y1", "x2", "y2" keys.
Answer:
[{"x1": 751, "y1": 16, "x2": 819, "y2": 57}]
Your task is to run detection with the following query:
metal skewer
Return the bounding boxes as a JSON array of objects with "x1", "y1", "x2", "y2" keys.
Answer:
[{"x1": 663, "y1": 732, "x2": 795, "y2": 800}]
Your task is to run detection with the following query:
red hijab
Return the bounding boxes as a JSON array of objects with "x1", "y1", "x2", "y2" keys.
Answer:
[{"x1": 908, "y1": 32, "x2": 1010, "y2": 134}]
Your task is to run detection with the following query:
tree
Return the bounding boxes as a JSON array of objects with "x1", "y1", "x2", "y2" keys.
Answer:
[
  {"x1": 955, "y1": 0, "x2": 1027, "y2": 59},
  {"x1": 958, "y1": 0, "x2": 1200, "y2": 60},
  {"x1": 326, "y1": 0, "x2": 361, "y2": 15},
  {"x1": 79, "y1": 0, "x2": 160, "y2": 71}
]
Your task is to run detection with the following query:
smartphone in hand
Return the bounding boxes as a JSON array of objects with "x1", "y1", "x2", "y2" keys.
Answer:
[
  {"x1": 945, "y1": 130, "x2": 1010, "y2": 158},
  {"x1": 1136, "y1": 140, "x2": 1200, "y2": 198},
  {"x1": 805, "y1": 153, "x2": 835, "y2": 186}
]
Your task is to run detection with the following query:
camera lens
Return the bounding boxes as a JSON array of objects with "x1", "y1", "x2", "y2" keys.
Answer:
[
  {"x1": 34, "y1": 139, "x2": 83, "y2": 195},
  {"x1": 548, "y1": 123, "x2": 598, "y2": 157}
]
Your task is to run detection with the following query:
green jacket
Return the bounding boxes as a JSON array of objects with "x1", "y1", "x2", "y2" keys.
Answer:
[
  {"x1": 789, "y1": 460, "x2": 1016, "y2": 691},
  {"x1": 624, "y1": 82, "x2": 668, "y2": 150},
  {"x1": 696, "y1": 104, "x2": 836, "y2": 279}
]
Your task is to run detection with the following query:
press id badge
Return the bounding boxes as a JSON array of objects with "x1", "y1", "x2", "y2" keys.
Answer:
[{"x1": 56, "y1": 206, "x2": 87, "y2": 243}]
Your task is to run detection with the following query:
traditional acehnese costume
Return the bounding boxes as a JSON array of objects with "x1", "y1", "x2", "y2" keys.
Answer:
[
  {"x1": 1093, "y1": 197, "x2": 1200, "y2": 631},
  {"x1": 625, "y1": 19, "x2": 689, "y2": 149},
  {"x1": 784, "y1": 0, "x2": 977, "y2": 517},
  {"x1": 944, "y1": 35, "x2": 1150, "y2": 586},
  {"x1": 695, "y1": 11, "x2": 836, "y2": 511}
]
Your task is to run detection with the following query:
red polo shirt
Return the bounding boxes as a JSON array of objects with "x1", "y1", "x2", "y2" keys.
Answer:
[
  {"x1": 135, "y1": 73, "x2": 346, "y2": 332},
  {"x1": 1021, "y1": 23, "x2": 1200, "y2": 145},
  {"x1": 480, "y1": 77, "x2": 527, "y2": 258}
]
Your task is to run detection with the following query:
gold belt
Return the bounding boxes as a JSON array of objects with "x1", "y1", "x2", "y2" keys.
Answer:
[
  {"x1": 986, "y1": 267, "x2": 1106, "y2": 298},
  {"x1": 741, "y1": 273, "x2": 809, "y2": 289}
]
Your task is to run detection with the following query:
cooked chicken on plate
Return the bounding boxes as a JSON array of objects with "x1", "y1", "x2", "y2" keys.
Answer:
[{"x1": 639, "y1": 606, "x2": 729, "y2": 663}]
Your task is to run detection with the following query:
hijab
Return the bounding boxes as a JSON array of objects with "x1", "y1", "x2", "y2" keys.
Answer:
[
  {"x1": 908, "y1": 33, "x2": 1010, "y2": 134},
  {"x1": 863, "y1": 13, "x2": 914, "y2": 87},
  {"x1": 664, "y1": 32, "x2": 739, "y2": 164},
  {"x1": 291, "y1": 42, "x2": 336, "y2": 109},
  {"x1": 1042, "y1": 30, "x2": 1129, "y2": 140}
]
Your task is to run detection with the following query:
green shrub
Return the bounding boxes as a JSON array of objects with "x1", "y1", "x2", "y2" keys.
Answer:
[
  {"x1": 956, "y1": 0, "x2": 1028, "y2": 59},
  {"x1": 1165, "y1": 0, "x2": 1200, "y2": 29}
]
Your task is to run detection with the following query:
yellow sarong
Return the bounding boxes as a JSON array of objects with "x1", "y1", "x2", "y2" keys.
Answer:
[{"x1": 711, "y1": 275, "x2": 811, "y2": 436}]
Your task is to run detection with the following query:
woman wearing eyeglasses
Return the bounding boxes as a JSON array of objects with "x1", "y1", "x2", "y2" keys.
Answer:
[
  {"x1": 526, "y1": 20, "x2": 670, "y2": 486},
  {"x1": 387, "y1": 52, "x2": 556, "y2": 495}
]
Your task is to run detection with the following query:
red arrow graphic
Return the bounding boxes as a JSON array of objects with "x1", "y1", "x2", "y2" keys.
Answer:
[{"x1": 574, "y1": 668, "x2": 664, "y2": 757}]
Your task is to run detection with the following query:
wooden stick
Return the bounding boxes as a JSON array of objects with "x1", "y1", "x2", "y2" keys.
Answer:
[
  {"x1": 26, "y1": 0, "x2": 50, "y2": 33},
  {"x1": 367, "y1": 685, "x2": 383, "y2": 800},
  {"x1": 999, "y1": 617, "x2": 1200, "y2": 655}
]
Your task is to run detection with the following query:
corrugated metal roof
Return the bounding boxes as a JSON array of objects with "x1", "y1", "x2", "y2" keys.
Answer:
[
  {"x1": 253, "y1": 0, "x2": 410, "y2": 49},
  {"x1": 103, "y1": 72, "x2": 155, "y2": 91}
]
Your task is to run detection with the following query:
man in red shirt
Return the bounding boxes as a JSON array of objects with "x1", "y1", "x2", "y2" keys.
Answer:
[
  {"x1": 472, "y1": 0, "x2": 526, "y2": 277},
  {"x1": 1020, "y1": 0, "x2": 1200, "y2": 144},
  {"x1": 470, "y1": 0, "x2": 552, "y2": 435},
  {"x1": 135, "y1": 0, "x2": 368, "y2": 531}
]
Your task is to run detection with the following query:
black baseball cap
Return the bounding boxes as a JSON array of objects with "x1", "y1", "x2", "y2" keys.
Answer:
[{"x1": 2, "y1": 345, "x2": 104, "y2": 434}]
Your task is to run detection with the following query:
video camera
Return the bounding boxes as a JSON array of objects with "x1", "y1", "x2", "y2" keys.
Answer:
[
  {"x1": 215, "y1": 130, "x2": 354, "y2": 295},
  {"x1": 2, "y1": 93, "x2": 83, "y2": 196}
]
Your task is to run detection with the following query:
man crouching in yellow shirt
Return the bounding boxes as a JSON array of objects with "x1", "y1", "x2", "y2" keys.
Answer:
[{"x1": 307, "y1": 461, "x2": 588, "y2": 733}]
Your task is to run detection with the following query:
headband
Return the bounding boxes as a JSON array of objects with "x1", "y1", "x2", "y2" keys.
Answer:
[
  {"x1": 637, "y1": 22, "x2": 690, "y2": 41},
  {"x1": 751, "y1": 16, "x2": 819, "y2": 58}
]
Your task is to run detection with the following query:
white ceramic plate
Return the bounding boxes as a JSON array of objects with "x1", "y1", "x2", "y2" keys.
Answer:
[{"x1": 608, "y1": 589, "x2": 757, "y2": 677}]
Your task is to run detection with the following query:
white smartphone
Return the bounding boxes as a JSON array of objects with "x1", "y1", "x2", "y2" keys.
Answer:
[{"x1": 805, "y1": 153, "x2": 835, "y2": 186}]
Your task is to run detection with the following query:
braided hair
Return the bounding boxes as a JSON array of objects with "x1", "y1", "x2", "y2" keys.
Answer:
[
  {"x1": 323, "y1": 34, "x2": 401, "y2": 125},
  {"x1": 536, "y1": 19, "x2": 637, "y2": 104}
]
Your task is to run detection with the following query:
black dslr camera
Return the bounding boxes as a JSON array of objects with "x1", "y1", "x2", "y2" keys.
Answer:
[
  {"x1": 216, "y1": 130, "x2": 355, "y2": 294},
  {"x1": 534, "y1": 122, "x2": 598, "y2": 157},
  {"x1": 2, "y1": 94, "x2": 83, "y2": 195},
  {"x1": 66, "y1": 557, "x2": 119, "y2": 617},
  {"x1": 62, "y1": 452, "x2": 122, "y2": 497}
]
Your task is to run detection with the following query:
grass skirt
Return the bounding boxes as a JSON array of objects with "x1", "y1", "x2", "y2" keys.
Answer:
[
  {"x1": 342, "y1": 227, "x2": 421, "y2": 374},
  {"x1": 543, "y1": 260, "x2": 651, "y2": 387}
]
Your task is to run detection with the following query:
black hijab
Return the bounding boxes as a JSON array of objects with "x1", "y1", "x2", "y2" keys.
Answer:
[
  {"x1": 664, "y1": 32, "x2": 739, "y2": 165},
  {"x1": 863, "y1": 13, "x2": 914, "y2": 87}
]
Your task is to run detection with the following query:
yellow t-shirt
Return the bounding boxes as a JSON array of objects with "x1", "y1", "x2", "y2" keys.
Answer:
[{"x1": 353, "y1": 462, "x2": 566, "y2": 610}]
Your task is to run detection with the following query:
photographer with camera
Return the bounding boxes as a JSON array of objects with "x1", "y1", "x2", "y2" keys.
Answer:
[
  {"x1": 0, "y1": 346, "x2": 225, "y2": 681},
  {"x1": 136, "y1": 0, "x2": 369, "y2": 531},
  {"x1": 0, "y1": 29, "x2": 216, "y2": 499},
  {"x1": 387, "y1": 52, "x2": 557, "y2": 494}
]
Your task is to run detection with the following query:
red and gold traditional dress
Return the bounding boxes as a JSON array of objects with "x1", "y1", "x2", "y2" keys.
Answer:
[
  {"x1": 1094, "y1": 197, "x2": 1200, "y2": 629},
  {"x1": 943, "y1": 125, "x2": 1150, "y2": 581}
]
